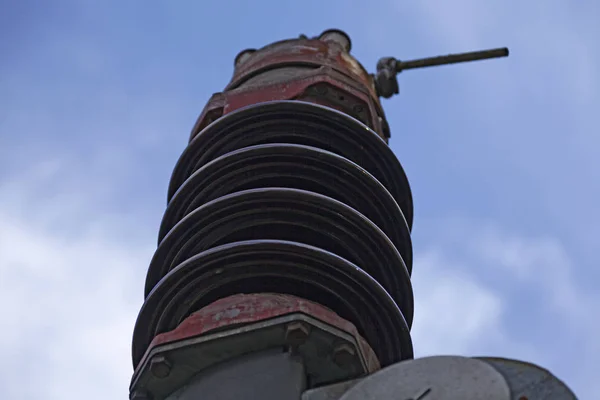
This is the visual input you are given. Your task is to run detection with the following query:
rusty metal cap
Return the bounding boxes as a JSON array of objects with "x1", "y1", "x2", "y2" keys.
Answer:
[
  {"x1": 234, "y1": 48, "x2": 256, "y2": 67},
  {"x1": 319, "y1": 29, "x2": 352, "y2": 53}
]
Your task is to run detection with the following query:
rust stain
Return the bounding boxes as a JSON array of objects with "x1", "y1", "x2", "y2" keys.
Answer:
[
  {"x1": 188, "y1": 34, "x2": 388, "y2": 142},
  {"x1": 142, "y1": 293, "x2": 380, "y2": 373}
]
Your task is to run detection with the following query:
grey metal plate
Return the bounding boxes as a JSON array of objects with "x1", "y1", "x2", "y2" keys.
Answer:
[
  {"x1": 166, "y1": 349, "x2": 305, "y2": 400},
  {"x1": 339, "y1": 355, "x2": 511, "y2": 400},
  {"x1": 478, "y1": 357, "x2": 578, "y2": 399}
]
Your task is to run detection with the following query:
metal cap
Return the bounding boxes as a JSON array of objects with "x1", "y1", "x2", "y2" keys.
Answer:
[{"x1": 319, "y1": 29, "x2": 352, "y2": 52}]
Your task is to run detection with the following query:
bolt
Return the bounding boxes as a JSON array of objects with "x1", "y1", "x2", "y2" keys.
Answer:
[
  {"x1": 332, "y1": 343, "x2": 356, "y2": 367},
  {"x1": 149, "y1": 355, "x2": 172, "y2": 379},
  {"x1": 353, "y1": 104, "x2": 364, "y2": 113},
  {"x1": 285, "y1": 322, "x2": 311, "y2": 346}
]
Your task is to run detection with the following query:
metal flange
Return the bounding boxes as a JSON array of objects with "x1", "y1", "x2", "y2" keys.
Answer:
[{"x1": 130, "y1": 294, "x2": 381, "y2": 399}]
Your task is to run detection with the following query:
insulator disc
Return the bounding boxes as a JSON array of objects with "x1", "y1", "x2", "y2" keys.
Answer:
[
  {"x1": 132, "y1": 240, "x2": 413, "y2": 368},
  {"x1": 169, "y1": 101, "x2": 413, "y2": 230},
  {"x1": 160, "y1": 143, "x2": 412, "y2": 271}
]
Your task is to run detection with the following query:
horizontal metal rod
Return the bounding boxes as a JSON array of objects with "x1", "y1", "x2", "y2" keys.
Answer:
[{"x1": 396, "y1": 47, "x2": 509, "y2": 72}]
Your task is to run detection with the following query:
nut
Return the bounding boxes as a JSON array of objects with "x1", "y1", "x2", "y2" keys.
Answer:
[
  {"x1": 149, "y1": 355, "x2": 172, "y2": 379},
  {"x1": 332, "y1": 343, "x2": 356, "y2": 367},
  {"x1": 285, "y1": 322, "x2": 311, "y2": 346}
]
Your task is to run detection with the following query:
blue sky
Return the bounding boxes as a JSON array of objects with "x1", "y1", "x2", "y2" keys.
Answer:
[{"x1": 1, "y1": 0, "x2": 598, "y2": 398}]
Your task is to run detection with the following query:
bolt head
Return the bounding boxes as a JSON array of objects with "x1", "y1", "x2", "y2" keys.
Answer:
[
  {"x1": 332, "y1": 343, "x2": 356, "y2": 367},
  {"x1": 149, "y1": 355, "x2": 172, "y2": 379},
  {"x1": 285, "y1": 321, "x2": 311, "y2": 346}
]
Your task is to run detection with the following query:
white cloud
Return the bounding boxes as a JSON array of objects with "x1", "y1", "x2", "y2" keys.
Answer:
[
  {"x1": 470, "y1": 226, "x2": 600, "y2": 394},
  {"x1": 411, "y1": 250, "x2": 505, "y2": 356},
  {"x1": 0, "y1": 156, "x2": 152, "y2": 400},
  {"x1": 413, "y1": 219, "x2": 599, "y2": 398}
]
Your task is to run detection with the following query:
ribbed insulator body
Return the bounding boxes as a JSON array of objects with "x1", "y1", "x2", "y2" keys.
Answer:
[{"x1": 132, "y1": 31, "x2": 415, "y2": 374}]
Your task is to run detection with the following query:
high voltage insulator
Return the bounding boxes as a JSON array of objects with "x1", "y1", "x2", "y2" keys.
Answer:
[{"x1": 129, "y1": 29, "x2": 576, "y2": 400}]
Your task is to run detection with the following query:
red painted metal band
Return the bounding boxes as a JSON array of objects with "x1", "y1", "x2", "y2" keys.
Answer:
[
  {"x1": 189, "y1": 69, "x2": 386, "y2": 142},
  {"x1": 228, "y1": 39, "x2": 374, "y2": 94},
  {"x1": 139, "y1": 293, "x2": 380, "y2": 373}
]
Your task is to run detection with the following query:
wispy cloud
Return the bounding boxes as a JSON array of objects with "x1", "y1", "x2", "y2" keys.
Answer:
[
  {"x1": 411, "y1": 250, "x2": 506, "y2": 356},
  {"x1": 389, "y1": 0, "x2": 600, "y2": 230},
  {"x1": 413, "y1": 217, "x2": 599, "y2": 397},
  {"x1": 361, "y1": 2, "x2": 600, "y2": 395},
  {"x1": 0, "y1": 151, "x2": 153, "y2": 399}
]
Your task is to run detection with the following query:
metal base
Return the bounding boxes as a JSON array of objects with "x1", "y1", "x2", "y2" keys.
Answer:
[
  {"x1": 166, "y1": 349, "x2": 306, "y2": 400},
  {"x1": 135, "y1": 354, "x2": 577, "y2": 399},
  {"x1": 130, "y1": 294, "x2": 381, "y2": 399}
]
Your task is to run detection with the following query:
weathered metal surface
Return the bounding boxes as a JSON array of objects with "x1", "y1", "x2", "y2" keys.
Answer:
[
  {"x1": 304, "y1": 356, "x2": 578, "y2": 400},
  {"x1": 165, "y1": 349, "x2": 306, "y2": 400},
  {"x1": 130, "y1": 294, "x2": 381, "y2": 399},
  {"x1": 188, "y1": 30, "x2": 390, "y2": 142},
  {"x1": 188, "y1": 67, "x2": 387, "y2": 142},
  {"x1": 228, "y1": 36, "x2": 375, "y2": 96},
  {"x1": 319, "y1": 29, "x2": 352, "y2": 52},
  {"x1": 338, "y1": 356, "x2": 511, "y2": 400},
  {"x1": 478, "y1": 357, "x2": 578, "y2": 399},
  {"x1": 139, "y1": 293, "x2": 379, "y2": 368}
]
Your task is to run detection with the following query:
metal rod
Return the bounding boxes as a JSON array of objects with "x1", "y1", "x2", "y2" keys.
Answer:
[{"x1": 396, "y1": 47, "x2": 509, "y2": 72}]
